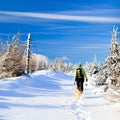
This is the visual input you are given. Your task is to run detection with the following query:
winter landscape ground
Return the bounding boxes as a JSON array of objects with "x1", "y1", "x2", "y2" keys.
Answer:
[{"x1": 0, "y1": 70, "x2": 120, "y2": 120}]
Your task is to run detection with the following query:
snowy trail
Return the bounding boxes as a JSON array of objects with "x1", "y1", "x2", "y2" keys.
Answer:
[
  {"x1": 66, "y1": 85, "x2": 120, "y2": 120},
  {"x1": 0, "y1": 70, "x2": 120, "y2": 120}
]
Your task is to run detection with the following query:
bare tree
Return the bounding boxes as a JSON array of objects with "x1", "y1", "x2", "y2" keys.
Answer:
[
  {"x1": 26, "y1": 33, "x2": 31, "y2": 74},
  {"x1": 32, "y1": 53, "x2": 49, "y2": 71},
  {"x1": 51, "y1": 57, "x2": 68, "y2": 71},
  {"x1": 0, "y1": 33, "x2": 25, "y2": 79}
]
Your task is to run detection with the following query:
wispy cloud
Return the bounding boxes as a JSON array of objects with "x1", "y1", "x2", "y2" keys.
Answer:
[
  {"x1": 0, "y1": 11, "x2": 120, "y2": 23},
  {"x1": 59, "y1": 9, "x2": 120, "y2": 17},
  {"x1": 79, "y1": 44, "x2": 109, "y2": 49},
  {"x1": 66, "y1": 43, "x2": 109, "y2": 49}
]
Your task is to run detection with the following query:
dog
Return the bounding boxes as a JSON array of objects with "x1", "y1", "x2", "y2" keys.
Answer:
[{"x1": 74, "y1": 87, "x2": 82, "y2": 99}]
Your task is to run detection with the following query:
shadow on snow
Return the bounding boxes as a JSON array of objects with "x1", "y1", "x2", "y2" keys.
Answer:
[
  {"x1": 0, "y1": 74, "x2": 62, "y2": 97},
  {"x1": 0, "y1": 101, "x2": 68, "y2": 109}
]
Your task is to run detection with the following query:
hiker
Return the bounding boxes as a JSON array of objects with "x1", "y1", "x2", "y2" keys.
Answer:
[{"x1": 74, "y1": 64, "x2": 88, "y2": 94}]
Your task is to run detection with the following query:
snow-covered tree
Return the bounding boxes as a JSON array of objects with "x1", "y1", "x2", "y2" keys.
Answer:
[
  {"x1": 84, "y1": 55, "x2": 100, "y2": 76},
  {"x1": 105, "y1": 26, "x2": 120, "y2": 87},
  {"x1": 63, "y1": 62, "x2": 76, "y2": 75},
  {"x1": 50, "y1": 57, "x2": 68, "y2": 71},
  {"x1": 0, "y1": 33, "x2": 25, "y2": 79},
  {"x1": 31, "y1": 53, "x2": 49, "y2": 71},
  {"x1": 89, "y1": 26, "x2": 120, "y2": 87},
  {"x1": 110, "y1": 26, "x2": 120, "y2": 56}
]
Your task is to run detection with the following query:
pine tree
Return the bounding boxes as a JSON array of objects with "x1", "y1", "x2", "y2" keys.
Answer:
[
  {"x1": 86, "y1": 26, "x2": 120, "y2": 88},
  {"x1": 106, "y1": 26, "x2": 120, "y2": 87},
  {"x1": 110, "y1": 26, "x2": 120, "y2": 56}
]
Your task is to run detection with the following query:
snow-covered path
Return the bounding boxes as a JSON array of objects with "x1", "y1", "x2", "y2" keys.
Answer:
[
  {"x1": 0, "y1": 70, "x2": 120, "y2": 120},
  {"x1": 67, "y1": 85, "x2": 120, "y2": 120}
]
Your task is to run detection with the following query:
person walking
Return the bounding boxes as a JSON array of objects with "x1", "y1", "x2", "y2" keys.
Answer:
[{"x1": 74, "y1": 64, "x2": 88, "y2": 97}]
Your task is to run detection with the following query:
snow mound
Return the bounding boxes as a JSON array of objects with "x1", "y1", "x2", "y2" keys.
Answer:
[
  {"x1": 33, "y1": 70, "x2": 73, "y2": 80},
  {"x1": 0, "y1": 70, "x2": 73, "y2": 97}
]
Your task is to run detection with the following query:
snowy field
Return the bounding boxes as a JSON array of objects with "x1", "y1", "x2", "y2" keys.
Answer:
[{"x1": 0, "y1": 70, "x2": 120, "y2": 120}]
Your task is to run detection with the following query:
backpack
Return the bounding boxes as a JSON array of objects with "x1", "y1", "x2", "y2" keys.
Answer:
[{"x1": 76, "y1": 68, "x2": 83, "y2": 79}]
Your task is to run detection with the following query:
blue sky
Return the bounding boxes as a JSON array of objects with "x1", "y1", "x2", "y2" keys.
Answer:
[{"x1": 0, "y1": 0, "x2": 120, "y2": 64}]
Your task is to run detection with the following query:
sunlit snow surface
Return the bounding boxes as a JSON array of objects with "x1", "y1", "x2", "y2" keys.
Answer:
[{"x1": 0, "y1": 70, "x2": 120, "y2": 120}]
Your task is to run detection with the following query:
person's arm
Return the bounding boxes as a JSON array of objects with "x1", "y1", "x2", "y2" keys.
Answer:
[{"x1": 74, "y1": 70, "x2": 76, "y2": 81}]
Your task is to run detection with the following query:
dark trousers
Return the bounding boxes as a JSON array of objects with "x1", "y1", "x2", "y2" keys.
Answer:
[{"x1": 76, "y1": 78, "x2": 84, "y2": 92}]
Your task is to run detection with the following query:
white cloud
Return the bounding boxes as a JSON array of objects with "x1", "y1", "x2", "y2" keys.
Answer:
[
  {"x1": 0, "y1": 11, "x2": 120, "y2": 23},
  {"x1": 59, "y1": 9, "x2": 120, "y2": 17},
  {"x1": 67, "y1": 43, "x2": 109, "y2": 49}
]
